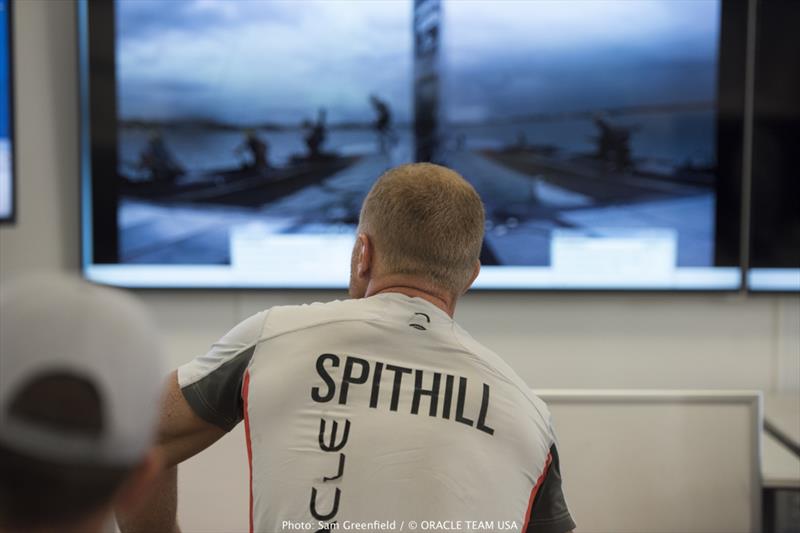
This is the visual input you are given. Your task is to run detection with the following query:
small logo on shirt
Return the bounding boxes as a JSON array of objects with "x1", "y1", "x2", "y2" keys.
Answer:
[{"x1": 409, "y1": 312, "x2": 430, "y2": 331}]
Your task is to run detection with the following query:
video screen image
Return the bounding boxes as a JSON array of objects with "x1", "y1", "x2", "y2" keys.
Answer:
[
  {"x1": 747, "y1": 0, "x2": 800, "y2": 292},
  {"x1": 89, "y1": 0, "x2": 738, "y2": 288},
  {"x1": 0, "y1": 0, "x2": 12, "y2": 223}
]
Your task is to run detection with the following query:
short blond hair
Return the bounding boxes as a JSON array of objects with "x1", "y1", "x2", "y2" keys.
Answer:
[{"x1": 359, "y1": 163, "x2": 485, "y2": 294}]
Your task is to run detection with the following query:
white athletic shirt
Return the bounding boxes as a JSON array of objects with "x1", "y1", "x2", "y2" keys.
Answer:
[{"x1": 178, "y1": 293, "x2": 574, "y2": 533}]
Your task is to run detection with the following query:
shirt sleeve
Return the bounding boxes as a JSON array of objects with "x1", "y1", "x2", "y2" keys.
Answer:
[
  {"x1": 524, "y1": 444, "x2": 576, "y2": 533},
  {"x1": 177, "y1": 311, "x2": 267, "y2": 431}
]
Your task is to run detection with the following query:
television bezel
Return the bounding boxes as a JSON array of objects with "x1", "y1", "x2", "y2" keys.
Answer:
[
  {"x1": 0, "y1": 0, "x2": 15, "y2": 225},
  {"x1": 77, "y1": 0, "x2": 750, "y2": 292},
  {"x1": 745, "y1": 0, "x2": 800, "y2": 293}
]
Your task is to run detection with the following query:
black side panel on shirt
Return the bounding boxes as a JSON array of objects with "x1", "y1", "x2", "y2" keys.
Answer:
[
  {"x1": 525, "y1": 444, "x2": 576, "y2": 533},
  {"x1": 180, "y1": 345, "x2": 256, "y2": 431}
]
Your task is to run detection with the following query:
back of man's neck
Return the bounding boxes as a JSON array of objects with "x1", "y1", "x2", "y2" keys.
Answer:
[{"x1": 365, "y1": 277, "x2": 456, "y2": 317}]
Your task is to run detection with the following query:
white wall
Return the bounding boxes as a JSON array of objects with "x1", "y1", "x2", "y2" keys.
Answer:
[
  {"x1": 2, "y1": 2, "x2": 798, "y2": 531},
  {"x1": 3, "y1": 0, "x2": 797, "y2": 393}
]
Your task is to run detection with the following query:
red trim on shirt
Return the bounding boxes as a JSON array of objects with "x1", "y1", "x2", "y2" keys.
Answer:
[
  {"x1": 521, "y1": 451, "x2": 553, "y2": 532},
  {"x1": 243, "y1": 371, "x2": 254, "y2": 533}
]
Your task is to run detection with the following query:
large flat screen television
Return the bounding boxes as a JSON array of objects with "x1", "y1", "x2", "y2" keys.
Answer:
[
  {"x1": 80, "y1": 0, "x2": 746, "y2": 290},
  {"x1": 0, "y1": 0, "x2": 13, "y2": 224},
  {"x1": 747, "y1": 0, "x2": 800, "y2": 292}
]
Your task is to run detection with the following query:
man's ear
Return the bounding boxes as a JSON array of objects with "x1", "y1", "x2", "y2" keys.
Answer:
[
  {"x1": 356, "y1": 233, "x2": 373, "y2": 278},
  {"x1": 114, "y1": 447, "x2": 164, "y2": 515},
  {"x1": 463, "y1": 261, "x2": 481, "y2": 294}
]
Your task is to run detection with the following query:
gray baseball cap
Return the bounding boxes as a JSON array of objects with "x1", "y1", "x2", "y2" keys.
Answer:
[{"x1": 0, "y1": 274, "x2": 167, "y2": 465}]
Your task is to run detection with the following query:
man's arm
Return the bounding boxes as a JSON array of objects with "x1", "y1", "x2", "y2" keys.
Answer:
[
  {"x1": 116, "y1": 466, "x2": 180, "y2": 533},
  {"x1": 157, "y1": 370, "x2": 228, "y2": 466},
  {"x1": 524, "y1": 445, "x2": 576, "y2": 533},
  {"x1": 117, "y1": 371, "x2": 227, "y2": 533}
]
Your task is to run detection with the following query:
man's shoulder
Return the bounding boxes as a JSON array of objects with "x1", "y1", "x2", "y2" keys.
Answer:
[
  {"x1": 260, "y1": 297, "x2": 383, "y2": 339},
  {"x1": 452, "y1": 323, "x2": 552, "y2": 422}
]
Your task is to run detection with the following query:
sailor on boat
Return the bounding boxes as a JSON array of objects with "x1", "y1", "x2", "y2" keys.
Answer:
[
  {"x1": 304, "y1": 108, "x2": 328, "y2": 160},
  {"x1": 370, "y1": 94, "x2": 395, "y2": 155},
  {"x1": 235, "y1": 129, "x2": 269, "y2": 171},
  {"x1": 138, "y1": 130, "x2": 184, "y2": 182}
]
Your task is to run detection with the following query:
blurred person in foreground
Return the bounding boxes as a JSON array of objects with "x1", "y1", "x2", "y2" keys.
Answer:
[
  {"x1": 121, "y1": 163, "x2": 575, "y2": 533},
  {"x1": 0, "y1": 275, "x2": 168, "y2": 533}
]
